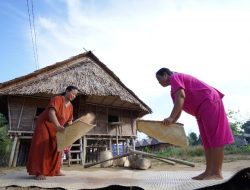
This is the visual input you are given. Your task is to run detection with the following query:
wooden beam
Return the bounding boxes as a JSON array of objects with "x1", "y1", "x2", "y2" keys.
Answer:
[{"x1": 17, "y1": 97, "x2": 25, "y2": 129}]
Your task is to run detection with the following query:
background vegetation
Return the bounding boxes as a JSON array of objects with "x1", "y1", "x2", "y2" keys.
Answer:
[{"x1": 0, "y1": 113, "x2": 12, "y2": 166}]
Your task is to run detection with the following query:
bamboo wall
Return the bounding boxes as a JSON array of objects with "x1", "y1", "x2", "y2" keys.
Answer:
[{"x1": 8, "y1": 95, "x2": 138, "y2": 136}]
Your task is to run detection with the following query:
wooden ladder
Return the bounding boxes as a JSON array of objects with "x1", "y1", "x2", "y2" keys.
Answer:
[{"x1": 62, "y1": 138, "x2": 84, "y2": 166}]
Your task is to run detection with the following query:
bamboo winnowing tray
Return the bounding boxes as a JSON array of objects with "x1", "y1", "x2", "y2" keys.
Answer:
[
  {"x1": 136, "y1": 120, "x2": 188, "y2": 147},
  {"x1": 56, "y1": 114, "x2": 95, "y2": 151}
]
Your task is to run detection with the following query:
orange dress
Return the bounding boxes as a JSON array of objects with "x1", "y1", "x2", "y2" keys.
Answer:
[{"x1": 26, "y1": 96, "x2": 73, "y2": 176}]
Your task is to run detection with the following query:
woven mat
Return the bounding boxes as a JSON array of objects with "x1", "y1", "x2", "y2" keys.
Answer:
[
  {"x1": 136, "y1": 120, "x2": 188, "y2": 147},
  {"x1": 0, "y1": 169, "x2": 234, "y2": 190}
]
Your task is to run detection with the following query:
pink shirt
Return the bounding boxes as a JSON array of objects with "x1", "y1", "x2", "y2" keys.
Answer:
[{"x1": 170, "y1": 73, "x2": 224, "y2": 116}]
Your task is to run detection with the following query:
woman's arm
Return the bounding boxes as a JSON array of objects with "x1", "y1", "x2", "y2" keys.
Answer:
[
  {"x1": 163, "y1": 89, "x2": 185, "y2": 125},
  {"x1": 48, "y1": 108, "x2": 64, "y2": 131}
]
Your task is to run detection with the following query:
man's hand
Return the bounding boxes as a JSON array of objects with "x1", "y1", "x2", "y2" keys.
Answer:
[
  {"x1": 163, "y1": 117, "x2": 174, "y2": 125},
  {"x1": 56, "y1": 125, "x2": 65, "y2": 132}
]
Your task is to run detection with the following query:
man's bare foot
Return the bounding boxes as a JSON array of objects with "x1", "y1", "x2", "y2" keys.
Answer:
[
  {"x1": 56, "y1": 171, "x2": 65, "y2": 176},
  {"x1": 203, "y1": 174, "x2": 223, "y2": 180},
  {"x1": 35, "y1": 175, "x2": 46, "y2": 180},
  {"x1": 192, "y1": 172, "x2": 208, "y2": 180}
]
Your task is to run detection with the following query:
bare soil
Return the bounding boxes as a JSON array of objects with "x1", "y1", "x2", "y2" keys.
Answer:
[{"x1": 0, "y1": 154, "x2": 249, "y2": 190}]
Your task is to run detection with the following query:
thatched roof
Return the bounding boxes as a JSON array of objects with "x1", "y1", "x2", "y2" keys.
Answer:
[{"x1": 0, "y1": 51, "x2": 151, "y2": 116}]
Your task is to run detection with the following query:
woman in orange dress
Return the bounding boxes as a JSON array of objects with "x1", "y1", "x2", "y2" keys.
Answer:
[{"x1": 26, "y1": 86, "x2": 79, "y2": 180}]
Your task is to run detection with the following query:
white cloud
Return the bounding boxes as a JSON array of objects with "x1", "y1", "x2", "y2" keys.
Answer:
[{"x1": 33, "y1": 0, "x2": 250, "y2": 138}]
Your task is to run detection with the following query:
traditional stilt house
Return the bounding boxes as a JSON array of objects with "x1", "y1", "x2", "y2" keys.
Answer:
[{"x1": 0, "y1": 51, "x2": 152, "y2": 167}]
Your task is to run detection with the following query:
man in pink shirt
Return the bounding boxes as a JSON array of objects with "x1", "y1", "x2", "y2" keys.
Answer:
[{"x1": 156, "y1": 68, "x2": 234, "y2": 180}]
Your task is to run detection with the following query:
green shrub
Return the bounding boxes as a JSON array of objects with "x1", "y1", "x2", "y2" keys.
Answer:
[
  {"x1": 156, "y1": 145, "x2": 204, "y2": 159},
  {"x1": 0, "y1": 114, "x2": 12, "y2": 166},
  {"x1": 224, "y1": 144, "x2": 250, "y2": 155}
]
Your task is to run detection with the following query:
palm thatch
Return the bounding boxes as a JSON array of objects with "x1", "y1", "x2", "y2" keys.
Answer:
[{"x1": 0, "y1": 51, "x2": 151, "y2": 115}]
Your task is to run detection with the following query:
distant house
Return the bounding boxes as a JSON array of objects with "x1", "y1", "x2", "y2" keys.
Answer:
[
  {"x1": 135, "y1": 138, "x2": 170, "y2": 152},
  {"x1": 0, "y1": 51, "x2": 152, "y2": 166},
  {"x1": 234, "y1": 133, "x2": 250, "y2": 146}
]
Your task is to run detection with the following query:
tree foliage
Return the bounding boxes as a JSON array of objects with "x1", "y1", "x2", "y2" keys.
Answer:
[
  {"x1": 241, "y1": 119, "x2": 250, "y2": 134},
  {"x1": 227, "y1": 110, "x2": 244, "y2": 135},
  {"x1": 188, "y1": 132, "x2": 201, "y2": 146},
  {"x1": 0, "y1": 113, "x2": 11, "y2": 166},
  {"x1": 0, "y1": 113, "x2": 7, "y2": 127}
]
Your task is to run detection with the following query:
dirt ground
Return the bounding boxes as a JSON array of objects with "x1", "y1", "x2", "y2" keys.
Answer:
[
  {"x1": 1, "y1": 154, "x2": 249, "y2": 175},
  {"x1": 0, "y1": 154, "x2": 249, "y2": 190}
]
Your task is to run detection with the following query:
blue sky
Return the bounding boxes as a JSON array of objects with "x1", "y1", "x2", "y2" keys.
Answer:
[{"x1": 1, "y1": 0, "x2": 250, "y2": 138}]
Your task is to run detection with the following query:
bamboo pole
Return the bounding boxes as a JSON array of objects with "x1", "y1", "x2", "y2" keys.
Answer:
[
  {"x1": 129, "y1": 149, "x2": 195, "y2": 167},
  {"x1": 148, "y1": 156, "x2": 175, "y2": 165},
  {"x1": 84, "y1": 152, "x2": 131, "y2": 168}
]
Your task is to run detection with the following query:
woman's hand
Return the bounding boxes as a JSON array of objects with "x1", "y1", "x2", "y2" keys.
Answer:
[{"x1": 163, "y1": 117, "x2": 174, "y2": 125}]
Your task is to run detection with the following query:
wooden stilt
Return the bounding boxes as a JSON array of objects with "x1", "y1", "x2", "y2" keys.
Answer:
[
  {"x1": 109, "y1": 137, "x2": 112, "y2": 152},
  {"x1": 13, "y1": 138, "x2": 21, "y2": 167},
  {"x1": 82, "y1": 136, "x2": 87, "y2": 166},
  {"x1": 80, "y1": 137, "x2": 83, "y2": 165},
  {"x1": 116, "y1": 126, "x2": 119, "y2": 155},
  {"x1": 9, "y1": 135, "x2": 18, "y2": 167},
  {"x1": 132, "y1": 137, "x2": 135, "y2": 150}
]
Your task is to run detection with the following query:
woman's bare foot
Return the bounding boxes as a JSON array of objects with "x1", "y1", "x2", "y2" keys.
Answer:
[
  {"x1": 35, "y1": 175, "x2": 46, "y2": 180},
  {"x1": 56, "y1": 171, "x2": 65, "y2": 176}
]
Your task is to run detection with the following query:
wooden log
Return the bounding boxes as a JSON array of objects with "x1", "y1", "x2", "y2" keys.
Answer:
[
  {"x1": 147, "y1": 156, "x2": 175, "y2": 165},
  {"x1": 128, "y1": 149, "x2": 175, "y2": 165},
  {"x1": 84, "y1": 152, "x2": 131, "y2": 168},
  {"x1": 129, "y1": 149, "x2": 195, "y2": 167}
]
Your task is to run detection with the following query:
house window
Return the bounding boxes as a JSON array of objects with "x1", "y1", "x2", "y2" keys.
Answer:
[{"x1": 108, "y1": 115, "x2": 119, "y2": 123}]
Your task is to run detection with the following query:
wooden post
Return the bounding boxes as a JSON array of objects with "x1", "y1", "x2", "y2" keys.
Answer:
[
  {"x1": 79, "y1": 137, "x2": 83, "y2": 165},
  {"x1": 82, "y1": 136, "x2": 87, "y2": 166},
  {"x1": 116, "y1": 126, "x2": 119, "y2": 155},
  {"x1": 109, "y1": 137, "x2": 112, "y2": 152},
  {"x1": 132, "y1": 137, "x2": 135, "y2": 150},
  {"x1": 7, "y1": 96, "x2": 12, "y2": 130},
  {"x1": 9, "y1": 135, "x2": 18, "y2": 167},
  {"x1": 12, "y1": 138, "x2": 21, "y2": 167}
]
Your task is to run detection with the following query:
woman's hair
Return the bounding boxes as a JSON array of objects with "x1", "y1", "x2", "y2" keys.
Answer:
[
  {"x1": 61, "y1": 85, "x2": 79, "y2": 95},
  {"x1": 156, "y1": 68, "x2": 173, "y2": 77}
]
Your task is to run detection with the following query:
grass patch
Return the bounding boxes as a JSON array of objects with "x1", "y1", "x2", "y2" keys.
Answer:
[{"x1": 154, "y1": 144, "x2": 250, "y2": 162}]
